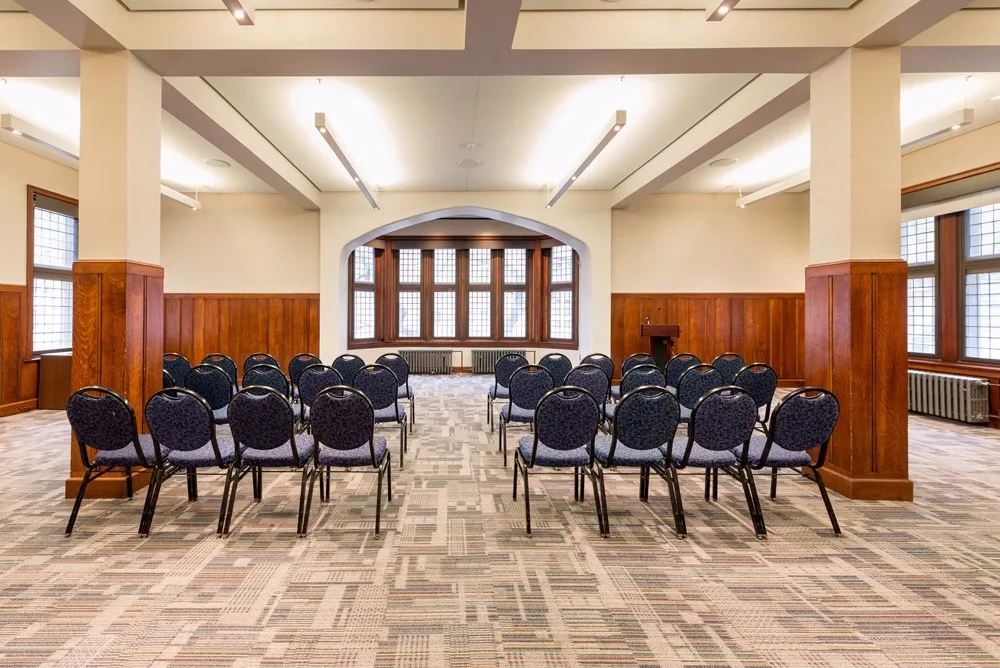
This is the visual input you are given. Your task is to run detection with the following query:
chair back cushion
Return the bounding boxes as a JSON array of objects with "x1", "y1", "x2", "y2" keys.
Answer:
[
  {"x1": 288, "y1": 353, "x2": 321, "y2": 386},
  {"x1": 163, "y1": 353, "x2": 191, "y2": 386},
  {"x1": 538, "y1": 353, "x2": 572, "y2": 386},
  {"x1": 311, "y1": 387, "x2": 375, "y2": 453},
  {"x1": 771, "y1": 388, "x2": 840, "y2": 452},
  {"x1": 622, "y1": 353, "x2": 655, "y2": 376},
  {"x1": 243, "y1": 352, "x2": 279, "y2": 373},
  {"x1": 580, "y1": 354, "x2": 614, "y2": 382},
  {"x1": 690, "y1": 388, "x2": 758, "y2": 452},
  {"x1": 243, "y1": 364, "x2": 290, "y2": 397},
  {"x1": 332, "y1": 354, "x2": 366, "y2": 385},
  {"x1": 620, "y1": 364, "x2": 666, "y2": 395},
  {"x1": 664, "y1": 353, "x2": 701, "y2": 388},
  {"x1": 534, "y1": 387, "x2": 600, "y2": 451},
  {"x1": 145, "y1": 389, "x2": 213, "y2": 453},
  {"x1": 376, "y1": 353, "x2": 409, "y2": 387},
  {"x1": 299, "y1": 365, "x2": 343, "y2": 408},
  {"x1": 229, "y1": 388, "x2": 294, "y2": 451},
  {"x1": 202, "y1": 354, "x2": 238, "y2": 385},
  {"x1": 353, "y1": 364, "x2": 398, "y2": 410},
  {"x1": 494, "y1": 353, "x2": 528, "y2": 389},
  {"x1": 184, "y1": 364, "x2": 232, "y2": 410},
  {"x1": 677, "y1": 364, "x2": 725, "y2": 409},
  {"x1": 711, "y1": 352, "x2": 746, "y2": 384},
  {"x1": 615, "y1": 387, "x2": 679, "y2": 451},
  {"x1": 509, "y1": 366, "x2": 555, "y2": 410},
  {"x1": 734, "y1": 363, "x2": 778, "y2": 410},
  {"x1": 566, "y1": 364, "x2": 611, "y2": 404},
  {"x1": 66, "y1": 388, "x2": 137, "y2": 452}
]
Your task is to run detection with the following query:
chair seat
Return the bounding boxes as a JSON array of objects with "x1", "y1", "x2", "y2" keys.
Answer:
[
  {"x1": 318, "y1": 436, "x2": 388, "y2": 468},
  {"x1": 500, "y1": 404, "x2": 534, "y2": 423},
  {"x1": 594, "y1": 435, "x2": 664, "y2": 467},
  {"x1": 603, "y1": 402, "x2": 616, "y2": 420},
  {"x1": 167, "y1": 436, "x2": 238, "y2": 468},
  {"x1": 610, "y1": 386, "x2": 621, "y2": 399},
  {"x1": 397, "y1": 386, "x2": 412, "y2": 400},
  {"x1": 93, "y1": 434, "x2": 162, "y2": 467},
  {"x1": 212, "y1": 405, "x2": 229, "y2": 424},
  {"x1": 374, "y1": 405, "x2": 406, "y2": 423},
  {"x1": 679, "y1": 405, "x2": 692, "y2": 422},
  {"x1": 517, "y1": 436, "x2": 590, "y2": 467},
  {"x1": 663, "y1": 443, "x2": 737, "y2": 468},
  {"x1": 242, "y1": 441, "x2": 316, "y2": 467},
  {"x1": 742, "y1": 433, "x2": 813, "y2": 467},
  {"x1": 666, "y1": 385, "x2": 677, "y2": 395},
  {"x1": 488, "y1": 386, "x2": 509, "y2": 400}
]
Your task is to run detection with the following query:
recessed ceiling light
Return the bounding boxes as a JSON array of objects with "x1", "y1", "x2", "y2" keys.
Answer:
[
  {"x1": 706, "y1": 0, "x2": 739, "y2": 21},
  {"x1": 457, "y1": 158, "x2": 482, "y2": 170},
  {"x1": 710, "y1": 157, "x2": 740, "y2": 168},
  {"x1": 221, "y1": 0, "x2": 254, "y2": 25},
  {"x1": 203, "y1": 158, "x2": 231, "y2": 169}
]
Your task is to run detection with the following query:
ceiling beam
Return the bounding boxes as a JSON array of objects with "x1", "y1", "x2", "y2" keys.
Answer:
[
  {"x1": 0, "y1": 13, "x2": 79, "y2": 77},
  {"x1": 466, "y1": 0, "x2": 523, "y2": 52},
  {"x1": 13, "y1": 0, "x2": 124, "y2": 51},
  {"x1": 852, "y1": 0, "x2": 975, "y2": 47},
  {"x1": 902, "y1": 9, "x2": 1000, "y2": 72}
]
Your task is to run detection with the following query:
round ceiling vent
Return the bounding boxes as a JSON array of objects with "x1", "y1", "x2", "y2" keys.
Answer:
[
  {"x1": 457, "y1": 158, "x2": 482, "y2": 170},
  {"x1": 203, "y1": 158, "x2": 231, "y2": 169},
  {"x1": 709, "y1": 157, "x2": 739, "y2": 168}
]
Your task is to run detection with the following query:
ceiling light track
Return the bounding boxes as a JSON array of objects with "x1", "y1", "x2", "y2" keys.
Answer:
[
  {"x1": 161, "y1": 184, "x2": 202, "y2": 211},
  {"x1": 221, "y1": 0, "x2": 255, "y2": 25},
  {"x1": 1, "y1": 113, "x2": 78, "y2": 160},
  {"x1": 706, "y1": 0, "x2": 739, "y2": 21},
  {"x1": 314, "y1": 112, "x2": 379, "y2": 210},
  {"x1": 735, "y1": 170, "x2": 809, "y2": 208},
  {"x1": 546, "y1": 109, "x2": 626, "y2": 209}
]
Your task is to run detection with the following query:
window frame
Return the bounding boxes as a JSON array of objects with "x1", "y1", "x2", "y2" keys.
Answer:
[
  {"x1": 960, "y1": 207, "x2": 1000, "y2": 363},
  {"x1": 347, "y1": 245, "x2": 380, "y2": 344},
  {"x1": 395, "y1": 248, "x2": 423, "y2": 340},
  {"x1": 545, "y1": 244, "x2": 578, "y2": 342},
  {"x1": 431, "y1": 248, "x2": 457, "y2": 340},
  {"x1": 903, "y1": 216, "x2": 939, "y2": 359}
]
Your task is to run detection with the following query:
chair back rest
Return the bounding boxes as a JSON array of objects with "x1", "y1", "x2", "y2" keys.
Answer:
[
  {"x1": 664, "y1": 353, "x2": 700, "y2": 388},
  {"x1": 353, "y1": 364, "x2": 399, "y2": 410},
  {"x1": 243, "y1": 364, "x2": 290, "y2": 398},
  {"x1": 66, "y1": 387, "x2": 139, "y2": 454},
  {"x1": 532, "y1": 387, "x2": 600, "y2": 454},
  {"x1": 494, "y1": 353, "x2": 528, "y2": 390},
  {"x1": 163, "y1": 369, "x2": 177, "y2": 389},
  {"x1": 376, "y1": 353, "x2": 410, "y2": 388},
  {"x1": 769, "y1": 387, "x2": 840, "y2": 453},
  {"x1": 288, "y1": 353, "x2": 321, "y2": 386},
  {"x1": 566, "y1": 363, "x2": 610, "y2": 404},
  {"x1": 689, "y1": 387, "x2": 758, "y2": 452},
  {"x1": 711, "y1": 352, "x2": 746, "y2": 383},
  {"x1": 145, "y1": 388, "x2": 214, "y2": 454},
  {"x1": 677, "y1": 364, "x2": 725, "y2": 409},
  {"x1": 243, "y1": 352, "x2": 279, "y2": 374},
  {"x1": 733, "y1": 363, "x2": 778, "y2": 412},
  {"x1": 299, "y1": 365, "x2": 343, "y2": 408},
  {"x1": 201, "y1": 353, "x2": 238, "y2": 385},
  {"x1": 613, "y1": 386, "x2": 680, "y2": 453},
  {"x1": 229, "y1": 387, "x2": 296, "y2": 454},
  {"x1": 311, "y1": 387, "x2": 377, "y2": 463},
  {"x1": 538, "y1": 353, "x2": 572, "y2": 386},
  {"x1": 509, "y1": 365, "x2": 555, "y2": 411},
  {"x1": 580, "y1": 353, "x2": 614, "y2": 382},
  {"x1": 620, "y1": 364, "x2": 666, "y2": 395},
  {"x1": 622, "y1": 352, "x2": 655, "y2": 376},
  {"x1": 184, "y1": 364, "x2": 233, "y2": 410},
  {"x1": 163, "y1": 353, "x2": 191, "y2": 387},
  {"x1": 332, "y1": 354, "x2": 366, "y2": 385}
]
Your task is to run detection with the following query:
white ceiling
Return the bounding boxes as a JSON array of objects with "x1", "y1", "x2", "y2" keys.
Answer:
[
  {"x1": 522, "y1": 0, "x2": 860, "y2": 9},
  {"x1": 386, "y1": 218, "x2": 540, "y2": 237},
  {"x1": 207, "y1": 74, "x2": 753, "y2": 193},
  {"x1": 118, "y1": 0, "x2": 457, "y2": 9}
]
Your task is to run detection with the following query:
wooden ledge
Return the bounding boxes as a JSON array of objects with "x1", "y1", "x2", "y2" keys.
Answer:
[{"x1": 73, "y1": 260, "x2": 164, "y2": 278}]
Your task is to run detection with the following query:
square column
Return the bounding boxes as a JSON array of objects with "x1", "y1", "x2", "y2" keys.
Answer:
[
  {"x1": 67, "y1": 51, "x2": 164, "y2": 499},
  {"x1": 807, "y1": 47, "x2": 911, "y2": 501}
]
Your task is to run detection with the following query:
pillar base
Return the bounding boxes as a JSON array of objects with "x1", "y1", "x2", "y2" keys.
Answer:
[{"x1": 65, "y1": 469, "x2": 151, "y2": 499}]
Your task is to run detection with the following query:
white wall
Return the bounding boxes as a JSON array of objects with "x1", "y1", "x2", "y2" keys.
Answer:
[
  {"x1": 161, "y1": 193, "x2": 320, "y2": 293},
  {"x1": 611, "y1": 193, "x2": 809, "y2": 293}
]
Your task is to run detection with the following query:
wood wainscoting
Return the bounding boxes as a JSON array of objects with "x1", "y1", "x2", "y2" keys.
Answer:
[
  {"x1": 0, "y1": 284, "x2": 39, "y2": 416},
  {"x1": 611, "y1": 293, "x2": 805, "y2": 384},
  {"x1": 163, "y1": 293, "x2": 320, "y2": 378}
]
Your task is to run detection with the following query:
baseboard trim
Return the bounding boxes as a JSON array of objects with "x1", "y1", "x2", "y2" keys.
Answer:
[
  {"x1": 0, "y1": 399, "x2": 38, "y2": 417},
  {"x1": 65, "y1": 470, "x2": 152, "y2": 500},
  {"x1": 814, "y1": 465, "x2": 913, "y2": 501}
]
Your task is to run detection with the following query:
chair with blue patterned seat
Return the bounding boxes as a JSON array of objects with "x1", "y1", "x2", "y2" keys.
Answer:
[
  {"x1": 499, "y1": 365, "x2": 554, "y2": 468},
  {"x1": 676, "y1": 363, "x2": 725, "y2": 424},
  {"x1": 664, "y1": 353, "x2": 700, "y2": 394},
  {"x1": 297, "y1": 364, "x2": 343, "y2": 433},
  {"x1": 65, "y1": 387, "x2": 164, "y2": 536},
  {"x1": 377, "y1": 353, "x2": 415, "y2": 433},
  {"x1": 734, "y1": 363, "x2": 778, "y2": 431},
  {"x1": 538, "y1": 352, "x2": 572, "y2": 386},
  {"x1": 487, "y1": 353, "x2": 528, "y2": 432},
  {"x1": 288, "y1": 353, "x2": 321, "y2": 401},
  {"x1": 243, "y1": 352, "x2": 279, "y2": 375},
  {"x1": 565, "y1": 364, "x2": 611, "y2": 431},
  {"x1": 604, "y1": 364, "x2": 665, "y2": 422},
  {"x1": 711, "y1": 352, "x2": 746, "y2": 384},
  {"x1": 163, "y1": 353, "x2": 191, "y2": 389},
  {"x1": 353, "y1": 364, "x2": 407, "y2": 470},
  {"x1": 331, "y1": 354, "x2": 366, "y2": 386},
  {"x1": 513, "y1": 386, "x2": 605, "y2": 536},
  {"x1": 611, "y1": 352, "x2": 655, "y2": 400},
  {"x1": 184, "y1": 364, "x2": 233, "y2": 425},
  {"x1": 202, "y1": 353, "x2": 238, "y2": 392},
  {"x1": 580, "y1": 353, "x2": 614, "y2": 387}
]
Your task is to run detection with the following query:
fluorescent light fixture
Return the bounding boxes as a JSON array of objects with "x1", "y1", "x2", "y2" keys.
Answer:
[
  {"x1": 221, "y1": 0, "x2": 254, "y2": 25},
  {"x1": 1, "y1": 113, "x2": 78, "y2": 160},
  {"x1": 160, "y1": 184, "x2": 202, "y2": 211},
  {"x1": 546, "y1": 109, "x2": 626, "y2": 209},
  {"x1": 706, "y1": 0, "x2": 739, "y2": 21},
  {"x1": 315, "y1": 112, "x2": 379, "y2": 210},
  {"x1": 736, "y1": 170, "x2": 810, "y2": 208},
  {"x1": 902, "y1": 108, "x2": 974, "y2": 149}
]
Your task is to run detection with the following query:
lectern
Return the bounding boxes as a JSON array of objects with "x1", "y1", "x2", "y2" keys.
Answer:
[{"x1": 640, "y1": 324, "x2": 681, "y2": 369}]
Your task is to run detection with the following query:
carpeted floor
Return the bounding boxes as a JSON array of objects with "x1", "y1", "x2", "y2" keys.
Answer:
[{"x1": 1, "y1": 374, "x2": 1000, "y2": 667}]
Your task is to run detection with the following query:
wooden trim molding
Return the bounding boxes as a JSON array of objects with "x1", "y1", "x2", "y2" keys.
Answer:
[
  {"x1": 72, "y1": 260, "x2": 165, "y2": 277},
  {"x1": 902, "y1": 161, "x2": 1000, "y2": 196},
  {"x1": 0, "y1": 283, "x2": 39, "y2": 415}
]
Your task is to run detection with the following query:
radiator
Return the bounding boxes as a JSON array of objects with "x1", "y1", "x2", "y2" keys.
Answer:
[
  {"x1": 399, "y1": 349, "x2": 453, "y2": 375},
  {"x1": 908, "y1": 370, "x2": 990, "y2": 423},
  {"x1": 472, "y1": 349, "x2": 528, "y2": 374}
]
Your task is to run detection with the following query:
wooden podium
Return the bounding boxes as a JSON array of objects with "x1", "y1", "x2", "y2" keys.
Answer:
[{"x1": 641, "y1": 324, "x2": 681, "y2": 369}]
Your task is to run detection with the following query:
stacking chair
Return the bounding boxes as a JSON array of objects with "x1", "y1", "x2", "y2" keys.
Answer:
[
  {"x1": 312, "y1": 387, "x2": 392, "y2": 535},
  {"x1": 288, "y1": 353, "x2": 321, "y2": 401},
  {"x1": 499, "y1": 365, "x2": 554, "y2": 468},
  {"x1": 222, "y1": 386, "x2": 318, "y2": 536},
  {"x1": 664, "y1": 353, "x2": 700, "y2": 394},
  {"x1": 676, "y1": 363, "x2": 725, "y2": 423},
  {"x1": 202, "y1": 353, "x2": 239, "y2": 392},
  {"x1": 580, "y1": 353, "x2": 614, "y2": 385},
  {"x1": 734, "y1": 363, "x2": 778, "y2": 431},
  {"x1": 377, "y1": 353, "x2": 415, "y2": 432},
  {"x1": 332, "y1": 354, "x2": 366, "y2": 385},
  {"x1": 243, "y1": 364, "x2": 291, "y2": 400},
  {"x1": 711, "y1": 352, "x2": 746, "y2": 384},
  {"x1": 538, "y1": 352, "x2": 572, "y2": 386},
  {"x1": 65, "y1": 387, "x2": 161, "y2": 535},
  {"x1": 163, "y1": 353, "x2": 191, "y2": 388},
  {"x1": 298, "y1": 364, "x2": 343, "y2": 432},
  {"x1": 185, "y1": 364, "x2": 234, "y2": 425},
  {"x1": 595, "y1": 386, "x2": 680, "y2": 530},
  {"x1": 163, "y1": 369, "x2": 177, "y2": 389},
  {"x1": 611, "y1": 352, "x2": 655, "y2": 400},
  {"x1": 487, "y1": 352, "x2": 528, "y2": 432},
  {"x1": 353, "y1": 364, "x2": 407, "y2": 469},
  {"x1": 243, "y1": 352, "x2": 279, "y2": 375},
  {"x1": 566, "y1": 364, "x2": 611, "y2": 429},
  {"x1": 513, "y1": 386, "x2": 604, "y2": 536},
  {"x1": 605, "y1": 364, "x2": 665, "y2": 422},
  {"x1": 746, "y1": 387, "x2": 842, "y2": 535},
  {"x1": 656, "y1": 387, "x2": 765, "y2": 539},
  {"x1": 142, "y1": 388, "x2": 239, "y2": 536}
]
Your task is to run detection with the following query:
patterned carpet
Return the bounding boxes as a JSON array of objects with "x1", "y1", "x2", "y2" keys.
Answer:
[{"x1": 1, "y1": 375, "x2": 1000, "y2": 667}]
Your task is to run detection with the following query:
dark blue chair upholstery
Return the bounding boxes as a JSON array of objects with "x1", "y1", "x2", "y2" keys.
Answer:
[
  {"x1": 163, "y1": 369, "x2": 176, "y2": 389},
  {"x1": 243, "y1": 364, "x2": 291, "y2": 399},
  {"x1": 288, "y1": 353, "x2": 321, "y2": 398},
  {"x1": 163, "y1": 353, "x2": 190, "y2": 388},
  {"x1": 243, "y1": 352, "x2": 279, "y2": 374},
  {"x1": 711, "y1": 352, "x2": 746, "y2": 384},
  {"x1": 606, "y1": 365, "x2": 665, "y2": 420},
  {"x1": 184, "y1": 364, "x2": 233, "y2": 424},
  {"x1": 202, "y1": 354, "x2": 238, "y2": 389},
  {"x1": 312, "y1": 387, "x2": 392, "y2": 534},
  {"x1": 664, "y1": 353, "x2": 700, "y2": 393},
  {"x1": 487, "y1": 353, "x2": 528, "y2": 432},
  {"x1": 734, "y1": 363, "x2": 778, "y2": 427},
  {"x1": 377, "y1": 353, "x2": 415, "y2": 433},
  {"x1": 580, "y1": 354, "x2": 614, "y2": 385},
  {"x1": 499, "y1": 365, "x2": 554, "y2": 467},
  {"x1": 65, "y1": 387, "x2": 159, "y2": 535},
  {"x1": 566, "y1": 364, "x2": 611, "y2": 410},
  {"x1": 298, "y1": 365, "x2": 343, "y2": 430},
  {"x1": 332, "y1": 354, "x2": 366, "y2": 385},
  {"x1": 538, "y1": 353, "x2": 572, "y2": 386},
  {"x1": 513, "y1": 387, "x2": 605, "y2": 535},
  {"x1": 353, "y1": 364, "x2": 407, "y2": 469},
  {"x1": 676, "y1": 364, "x2": 725, "y2": 422},
  {"x1": 611, "y1": 353, "x2": 656, "y2": 399}
]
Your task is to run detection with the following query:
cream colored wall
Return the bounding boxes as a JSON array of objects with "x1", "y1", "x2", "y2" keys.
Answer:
[
  {"x1": 611, "y1": 193, "x2": 809, "y2": 293},
  {"x1": 0, "y1": 142, "x2": 78, "y2": 285},
  {"x1": 903, "y1": 121, "x2": 1000, "y2": 189},
  {"x1": 161, "y1": 193, "x2": 320, "y2": 293}
]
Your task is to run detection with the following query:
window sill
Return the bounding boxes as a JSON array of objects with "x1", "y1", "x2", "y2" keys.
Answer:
[{"x1": 908, "y1": 358, "x2": 1000, "y2": 376}]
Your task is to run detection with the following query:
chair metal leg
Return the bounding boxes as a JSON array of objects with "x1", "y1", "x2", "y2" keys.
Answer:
[
  {"x1": 592, "y1": 467, "x2": 609, "y2": 536},
  {"x1": 186, "y1": 468, "x2": 198, "y2": 501},
  {"x1": 124, "y1": 466, "x2": 133, "y2": 499},
  {"x1": 297, "y1": 465, "x2": 310, "y2": 536},
  {"x1": 704, "y1": 468, "x2": 711, "y2": 501},
  {"x1": 770, "y1": 467, "x2": 778, "y2": 500},
  {"x1": 513, "y1": 457, "x2": 520, "y2": 500},
  {"x1": 812, "y1": 467, "x2": 841, "y2": 535},
  {"x1": 386, "y1": 452, "x2": 392, "y2": 503},
  {"x1": 713, "y1": 468, "x2": 719, "y2": 500},
  {"x1": 66, "y1": 468, "x2": 93, "y2": 536},
  {"x1": 739, "y1": 467, "x2": 767, "y2": 538},
  {"x1": 399, "y1": 423, "x2": 406, "y2": 471},
  {"x1": 665, "y1": 465, "x2": 687, "y2": 538},
  {"x1": 409, "y1": 396, "x2": 415, "y2": 433},
  {"x1": 326, "y1": 466, "x2": 332, "y2": 495},
  {"x1": 522, "y1": 464, "x2": 531, "y2": 535},
  {"x1": 488, "y1": 397, "x2": 494, "y2": 433},
  {"x1": 222, "y1": 468, "x2": 242, "y2": 536},
  {"x1": 573, "y1": 466, "x2": 579, "y2": 501},
  {"x1": 217, "y1": 466, "x2": 235, "y2": 535},
  {"x1": 375, "y1": 467, "x2": 384, "y2": 536},
  {"x1": 138, "y1": 468, "x2": 159, "y2": 536},
  {"x1": 502, "y1": 421, "x2": 508, "y2": 468},
  {"x1": 319, "y1": 467, "x2": 326, "y2": 502}
]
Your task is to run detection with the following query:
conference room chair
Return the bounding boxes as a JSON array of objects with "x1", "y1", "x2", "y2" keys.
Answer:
[
  {"x1": 676, "y1": 363, "x2": 725, "y2": 424},
  {"x1": 312, "y1": 386, "x2": 392, "y2": 535},
  {"x1": 244, "y1": 364, "x2": 291, "y2": 399},
  {"x1": 711, "y1": 352, "x2": 746, "y2": 384},
  {"x1": 747, "y1": 387, "x2": 842, "y2": 535},
  {"x1": 288, "y1": 352, "x2": 322, "y2": 401},
  {"x1": 605, "y1": 364, "x2": 665, "y2": 422},
  {"x1": 565, "y1": 363, "x2": 611, "y2": 431},
  {"x1": 202, "y1": 353, "x2": 239, "y2": 393},
  {"x1": 664, "y1": 353, "x2": 700, "y2": 394},
  {"x1": 733, "y1": 363, "x2": 779, "y2": 431},
  {"x1": 611, "y1": 352, "x2": 655, "y2": 400},
  {"x1": 142, "y1": 387, "x2": 239, "y2": 536},
  {"x1": 331, "y1": 353, "x2": 366, "y2": 386},
  {"x1": 163, "y1": 353, "x2": 191, "y2": 389},
  {"x1": 538, "y1": 352, "x2": 572, "y2": 386},
  {"x1": 163, "y1": 370, "x2": 177, "y2": 389},
  {"x1": 487, "y1": 352, "x2": 528, "y2": 432},
  {"x1": 513, "y1": 386, "x2": 604, "y2": 536},
  {"x1": 222, "y1": 386, "x2": 318, "y2": 536},
  {"x1": 499, "y1": 365, "x2": 554, "y2": 468},
  {"x1": 297, "y1": 364, "x2": 343, "y2": 433},
  {"x1": 65, "y1": 387, "x2": 159, "y2": 536},
  {"x1": 656, "y1": 387, "x2": 765, "y2": 539},
  {"x1": 595, "y1": 386, "x2": 680, "y2": 532},
  {"x1": 184, "y1": 364, "x2": 234, "y2": 425},
  {"x1": 353, "y1": 364, "x2": 407, "y2": 469},
  {"x1": 243, "y1": 352, "x2": 280, "y2": 375},
  {"x1": 377, "y1": 353, "x2": 415, "y2": 433},
  {"x1": 580, "y1": 353, "x2": 614, "y2": 386}
]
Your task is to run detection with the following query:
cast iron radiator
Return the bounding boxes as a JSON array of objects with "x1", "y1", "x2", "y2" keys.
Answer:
[{"x1": 907, "y1": 369, "x2": 989, "y2": 424}]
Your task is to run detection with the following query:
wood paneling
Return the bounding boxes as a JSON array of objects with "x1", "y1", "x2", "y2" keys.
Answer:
[
  {"x1": 611, "y1": 292, "x2": 805, "y2": 384},
  {"x1": 0, "y1": 284, "x2": 39, "y2": 417},
  {"x1": 805, "y1": 260, "x2": 912, "y2": 501},
  {"x1": 163, "y1": 293, "x2": 320, "y2": 377}
]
